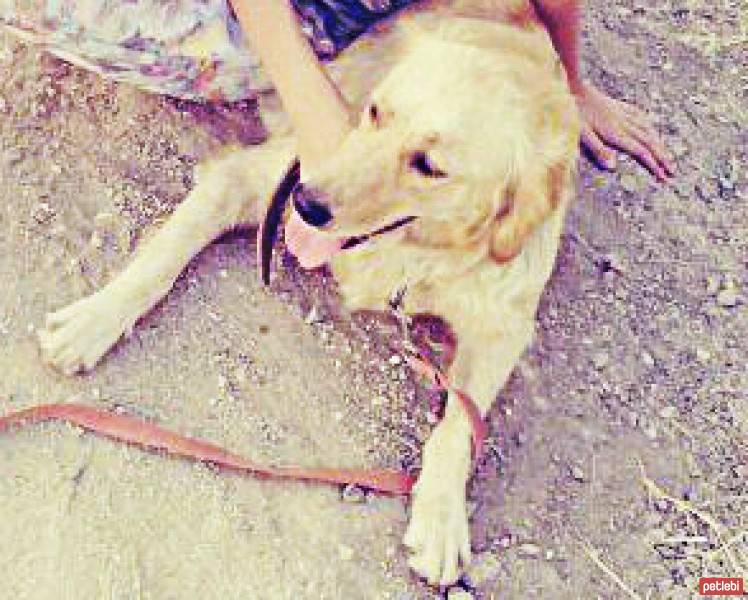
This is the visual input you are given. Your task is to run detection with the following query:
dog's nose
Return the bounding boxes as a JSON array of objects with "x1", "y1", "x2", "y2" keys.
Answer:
[{"x1": 293, "y1": 184, "x2": 333, "y2": 227}]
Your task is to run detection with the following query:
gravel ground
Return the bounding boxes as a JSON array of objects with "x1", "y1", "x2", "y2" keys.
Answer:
[{"x1": 0, "y1": 1, "x2": 745, "y2": 598}]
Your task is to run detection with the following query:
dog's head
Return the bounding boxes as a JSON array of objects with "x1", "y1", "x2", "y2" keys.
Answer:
[{"x1": 288, "y1": 20, "x2": 580, "y2": 266}]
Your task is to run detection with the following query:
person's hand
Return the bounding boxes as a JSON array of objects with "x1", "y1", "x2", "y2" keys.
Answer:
[{"x1": 573, "y1": 80, "x2": 675, "y2": 182}]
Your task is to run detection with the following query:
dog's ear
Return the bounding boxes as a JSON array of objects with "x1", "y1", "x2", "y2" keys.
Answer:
[
  {"x1": 490, "y1": 84, "x2": 579, "y2": 263},
  {"x1": 489, "y1": 162, "x2": 567, "y2": 263}
]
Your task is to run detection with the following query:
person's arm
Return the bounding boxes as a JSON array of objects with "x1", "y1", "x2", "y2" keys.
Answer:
[
  {"x1": 531, "y1": 0, "x2": 583, "y2": 93},
  {"x1": 228, "y1": 0, "x2": 353, "y2": 167},
  {"x1": 531, "y1": 0, "x2": 674, "y2": 181}
]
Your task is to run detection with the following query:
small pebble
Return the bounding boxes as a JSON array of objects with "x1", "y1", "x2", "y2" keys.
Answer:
[
  {"x1": 695, "y1": 347, "x2": 712, "y2": 362},
  {"x1": 304, "y1": 305, "x2": 324, "y2": 325},
  {"x1": 591, "y1": 352, "x2": 609, "y2": 370},
  {"x1": 716, "y1": 287, "x2": 738, "y2": 308},
  {"x1": 592, "y1": 175, "x2": 608, "y2": 189},
  {"x1": 388, "y1": 354, "x2": 402, "y2": 367},
  {"x1": 658, "y1": 405, "x2": 677, "y2": 419},
  {"x1": 214, "y1": 374, "x2": 230, "y2": 393},
  {"x1": 619, "y1": 173, "x2": 639, "y2": 193},
  {"x1": 89, "y1": 231, "x2": 103, "y2": 250},
  {"x1": 32, "y1": 202, "x2": 55, "y2": 225},
  {"x1": 425, "y1": 411, "x2": 439, "y2": 425},
  {"x1": 718, "y1": 173, "x2": 735, "y2": 194},
  {"x1": 517, "y1": 543, "x2": 542, "y2": 559},
  {"x1": 705, "y1": 275, "x2": 721, "y2": 295},
  {"x1": 570, "y1": 465, "x2": 586, "y2": 482},
  {"x1": 641, "y1": 351, "x2": 655, "y2": 367},
  {"x1": 696, "y1": 179, "x2": 718, "y2": 202},
  {"x1": 338, "y1": 544, "x2": 354, "y2": 561},
  {"x1": 682, "y1": 484, "x2": 698, "y2": 502},
  {"x1": 598, "y1": 252, "x2": 625, "y2": 274},
  {"x1": 670, "y1": 139, "x2": 688, "y2": 157}
]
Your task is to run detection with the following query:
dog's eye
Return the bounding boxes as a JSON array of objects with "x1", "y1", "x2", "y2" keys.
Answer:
[
  {"x1": 409, "y1": 151, "x2": 447, "y2": 178},
  {"x1": 368, "y1": 103, "x2": 380, "y2": 125}
]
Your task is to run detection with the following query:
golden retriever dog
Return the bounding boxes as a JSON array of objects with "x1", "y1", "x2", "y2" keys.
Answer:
[{"x1": 37, "y1": 0, "x2": 580, "y2": 586}]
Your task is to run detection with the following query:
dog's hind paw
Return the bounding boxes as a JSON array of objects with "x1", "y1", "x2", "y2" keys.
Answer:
[
  {"x1": 38, "y1": 291, "x2": 134, "y2": 375},
  {"x1": 403, "y1": 474, "x2": 472, "y2": 587}
]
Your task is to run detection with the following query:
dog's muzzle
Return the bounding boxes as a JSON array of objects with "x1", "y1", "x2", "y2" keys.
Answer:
[{"x1": 293, "y1": 184, "x2": 333, "y2": 227}]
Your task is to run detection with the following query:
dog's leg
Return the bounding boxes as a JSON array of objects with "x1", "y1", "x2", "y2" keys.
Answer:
[
  {"x1": 39, "y1": 141, "x2": 293, "y2": 374},
  {"x1": 404, "y1": 320, "x2": 534, "y2": 586}
]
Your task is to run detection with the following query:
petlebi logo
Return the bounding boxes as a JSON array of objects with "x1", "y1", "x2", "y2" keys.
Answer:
[{"x1": 698, "y1": 577, "x2": 744, "y2": 596}]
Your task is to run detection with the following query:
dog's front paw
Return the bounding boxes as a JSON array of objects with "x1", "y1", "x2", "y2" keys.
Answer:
[
  {"x1": 38, "y1": 290, "x2": 134, "y2": 375},
  {"x1": 403, "y1": 471, "x2": 471, "y2": 586}
]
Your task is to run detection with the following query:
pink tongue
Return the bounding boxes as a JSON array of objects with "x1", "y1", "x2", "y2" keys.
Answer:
[{"x1": 285, "y1": 209, "x2": 345, "y2": 269}]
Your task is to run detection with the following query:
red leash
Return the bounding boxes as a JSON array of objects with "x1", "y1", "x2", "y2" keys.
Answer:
[
  {"x1": 0, "y1": 403, "x2": 416, "y2": 495},
  {"x1": 404, "y1": 352, "x2": 487, "y2": 460},
  {"x1": 0, "y1": 357, "x2": 484, "y2": 494},
  {"x1": 0, "y1": 356, "x2": 484, "y2": 495}
]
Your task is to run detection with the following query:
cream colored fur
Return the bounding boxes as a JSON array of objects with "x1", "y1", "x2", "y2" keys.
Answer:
[{"x1": 38, "y1": 1, "x2": 580, "y2": 587}]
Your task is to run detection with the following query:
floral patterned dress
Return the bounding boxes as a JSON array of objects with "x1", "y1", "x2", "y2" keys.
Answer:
[{"x1": 0, "y1": 0, "x2": 412, "y2": 101}]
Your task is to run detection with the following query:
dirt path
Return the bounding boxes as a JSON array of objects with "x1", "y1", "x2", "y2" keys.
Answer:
[{"x1": 0, "y1": 2, "x2": 745, "y2": 598}]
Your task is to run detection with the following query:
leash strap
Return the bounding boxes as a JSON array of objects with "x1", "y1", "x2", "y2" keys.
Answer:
[
  {"x1": 0, "y1": 353, "x2": 484, "y2": 495},
  {"x1": 0, "y1": 403, "x2": 415, "y2": 495},
  {"x1": 404, "y1": 352, "x2": 487, "y2": 460}
]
